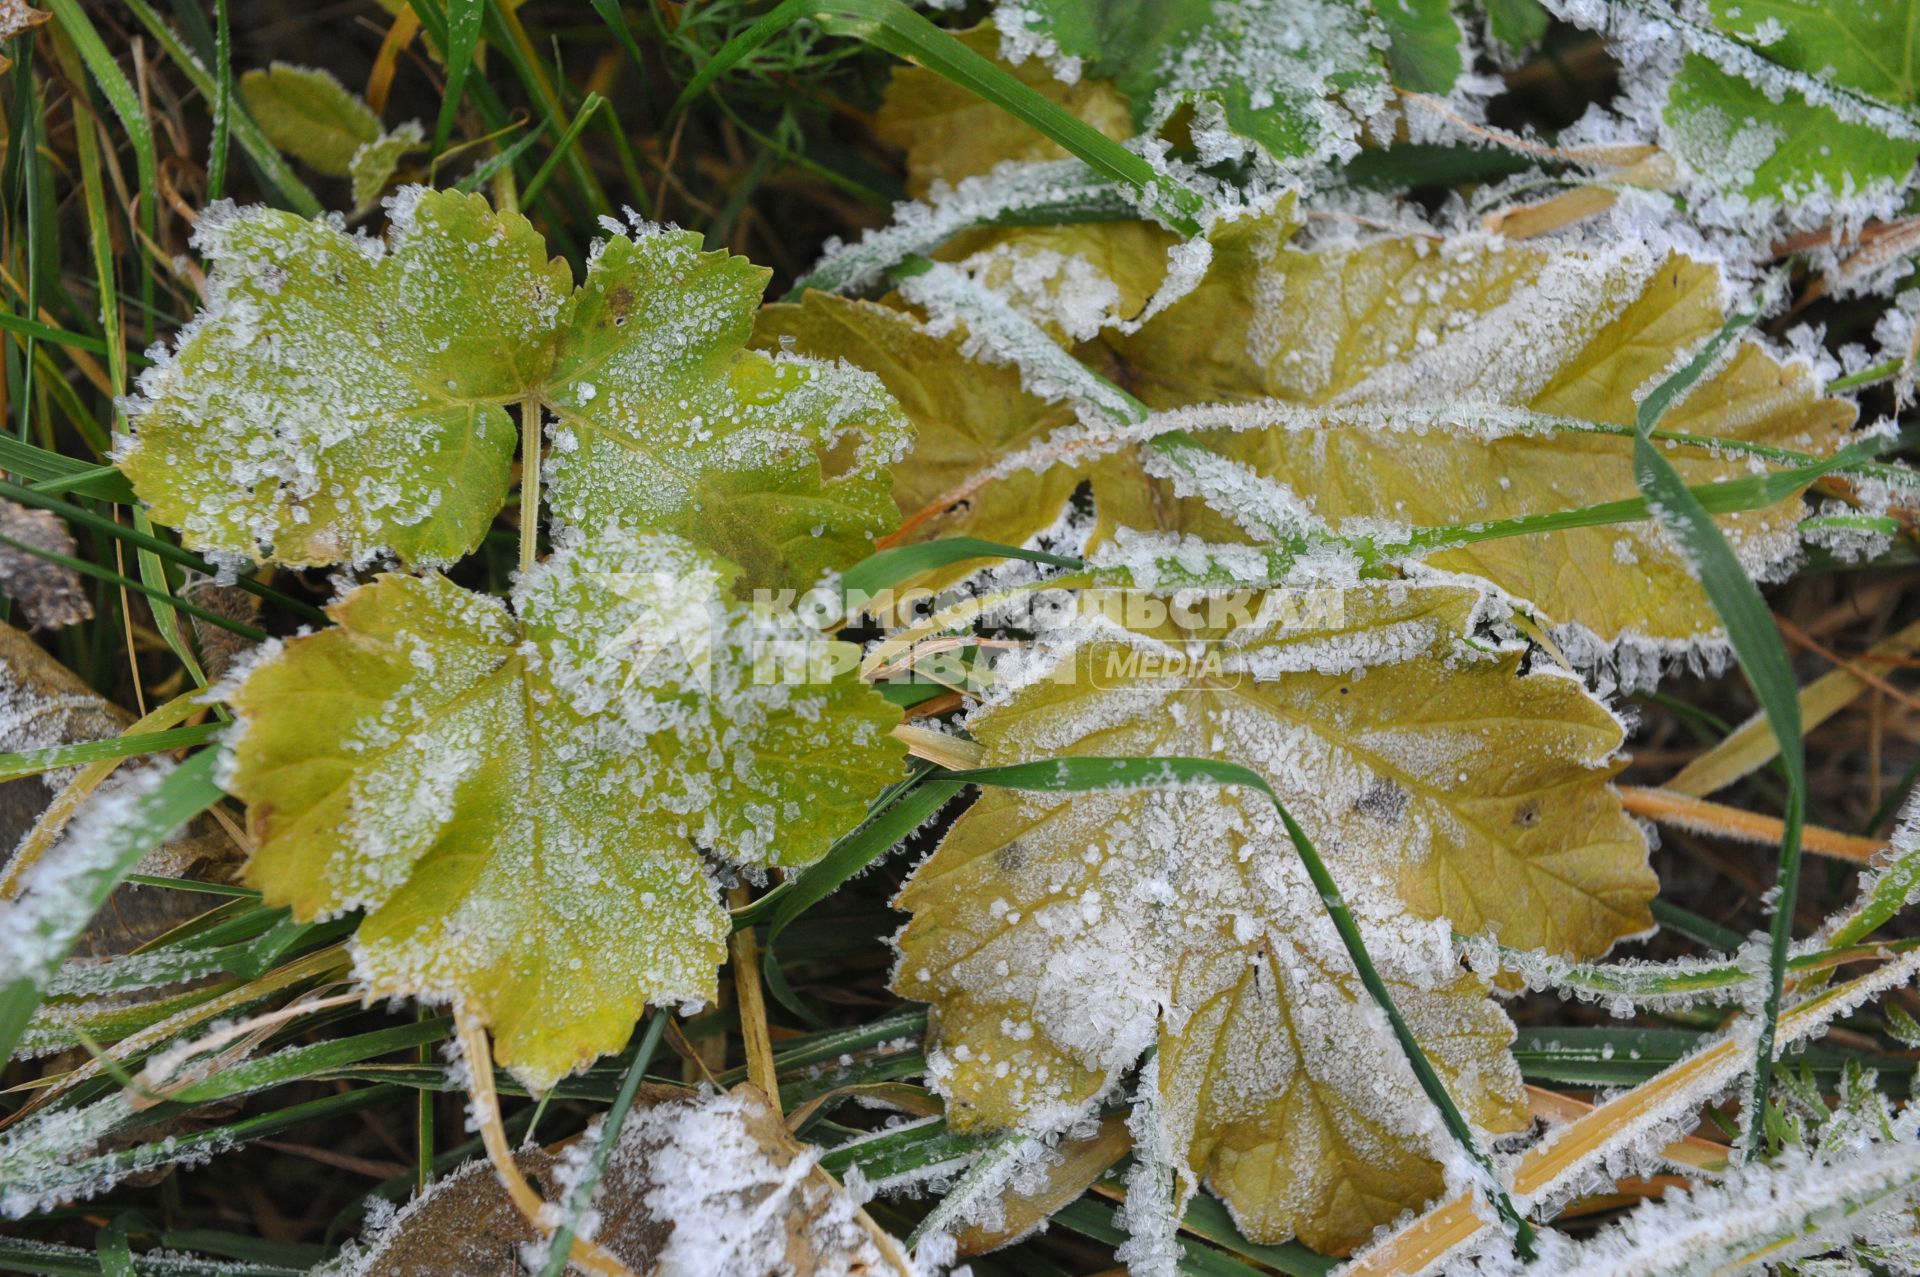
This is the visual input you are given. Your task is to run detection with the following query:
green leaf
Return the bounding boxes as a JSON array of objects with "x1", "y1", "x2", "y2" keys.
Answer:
[
  {"x1": 122, "y1": 195, "x2": 912, "y2": 584},
  {"x1": 993, "y1": 0, "x2": 1461, "y2": 168},
  {"x1": 1665, "y1": 52, "x2": 1918, "y2": 199},
  {"x1": 228, "y1": 532, "x2": 904, "y2": 1087},
  {"x1": 119, "y1": 189, "x2": 570, "y2": 569},
  {"x1": 347, "y1": 122, "x2": 427, "y2": 211},
  {"x1": 1614, "y1": 0, "x2": 1920, "y2": 200},
  {"x1": 237, "y1": 63, "x2": 383, "y2": 177},
  {"x1": 1483, "y1": 0, "x2": 1548, "y2": 54},
  {"x1": 1377, "y1": 0, "x2": 1464, "y2": 95},
  {"x1": 542, "y1": 227, "x2": 909, "y2": 587}
]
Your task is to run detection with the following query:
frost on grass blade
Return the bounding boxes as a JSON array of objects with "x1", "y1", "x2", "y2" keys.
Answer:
[
  {"x1": 1522, "y1": 1110, "x2": 1920, "y2": 1276},
  {"x1": 543, "y1": 224, "x2": 911, "y2": 588},
  {"x1": 1080, "y1": 218, "x2": 1856, "y2": 658},
  {"x1": 119, "y1": 188, "x2": 569, "y2": 569},
  {"x1": 226, "y1": 532, "x2": 905, "y2": 1089},
  {"x1": 891, "y1": 583, "x2": 1653, "y2": 1250}
]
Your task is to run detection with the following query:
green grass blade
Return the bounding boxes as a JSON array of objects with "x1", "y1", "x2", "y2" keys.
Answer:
[
  {"x1": 0, "y1": 434, "x2": 130, "y2": 492},
  {"x1": 157, "y1": 1019, "x2": 451, "y2": 1107},
  {"x1": 840, "y1": 536, "x2": 1082, "y2": 601},
  {"x1": 120, "y1": 0, "x2": 322, "y2": 217},
  {"x1": 1050, "y1": 1197, "x2": 1328, "y2": 1277},
  {"x1": 520, "y1": 92, "x2": 606, "y2": 204},
  {"x1": 433, "y1": 0, "x2": 487, "y2": 152},
  {"x1": 0, "y1": 1236, "x2": 302, "y2": 1276},
  {"x1": 535, "y1": 1011, "x2": 669, "y2": 1277},
  {"x1": 206, "y1": 0, "x2": 232, "y2": 198},
  {"x1": 758, "y1": 768, "x2": 964, "y2": 1025},
  {"x1": 1627, "y1": 302, "x2": 1808, "y2": 1161},
  {"x1": 0, "y1": 723, "x2": 223, "y2": 782},
  {"x1": 0, "y1": 309, "x2": 109, "y2": 355},
  {"x1": 0, "y1": 749, "x2": 225, "y2": 1065},
  {"x1": 588, "y1": 0, "x2": 653, "y2": 94},
  {"x1": 45, "y1": 0, "x2": 156, "y2": 304},
  {"x1": 0, "y1": 530, "x2": 266, "y2": 639},
  {"x1": 452, "y1": 125, "x2": 542, "y2": 194},
  {"x1": 0, "y1": 476, "x2": 328, "y2": 624}
]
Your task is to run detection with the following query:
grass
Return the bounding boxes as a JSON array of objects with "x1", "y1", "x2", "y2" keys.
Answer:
[{"x1": 0, "y1": 1, "x2": 1918, "y2": 1275}]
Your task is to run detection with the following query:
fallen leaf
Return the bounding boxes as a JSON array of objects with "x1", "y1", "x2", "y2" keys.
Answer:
[
  {"x1": 351, "y1": 1085, "x2": 907, "y2": 1276},
  {"x1": 893, "y1": 581, "x2": 1651, "y2": 1250},
  {"x1": 0, "y1": 500, "x2": 89, "y2": 632}
]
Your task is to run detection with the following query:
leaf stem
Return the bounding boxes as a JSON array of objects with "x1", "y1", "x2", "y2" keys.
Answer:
[
  {"x1": 456, "y1": 1011, "x2": 637, "y2": 1277},
  {"x1": 520, "y1": 395, "x2": 543, "y2": 578},
  {"x1": 728, "y1": 885, "x2": 782, "y2": 1113}
]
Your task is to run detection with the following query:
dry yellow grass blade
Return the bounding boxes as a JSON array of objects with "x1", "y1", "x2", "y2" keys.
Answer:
[
  {"x1": 1618, "y1": 785, "x2": 1887, "y2": 863},
  {"x1": 1524, "y1": 1086, "x2": 1727, "y2": 1171},
  {"x1": 1339, "y1": 950, "x2": 1920, "y2": 1276},
  {"x1": 891, "y1": 722, "x2": 985, "y2": 770},
  {"x1": 728, "y1": 884, "x2": 782, "y2": 1115},
  {"x1": 1666, "y1": 616, "x2": 1920, "y2": 798}
]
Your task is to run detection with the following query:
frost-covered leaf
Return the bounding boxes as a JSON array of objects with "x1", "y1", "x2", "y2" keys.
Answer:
[
  {"x1": 229, "y1": 533, "x2": 904, "y2": 1087},
  {"x1": 349, "y1": 1085, "x2": 906, "y2": 1276},
  {"x1": 238, "y1": 63, "x2": 384, "y2": 177},
  {"x1": 1571, "y1": 0, "x2": 1920, "y2": 205},
  {"x1": 1091, "y1": 221, "x2": 1856, "y2": 651},
  {"x1": 934, "y1": 219, "x2": 1185, "y2": 343},
  {"x1": 542, "y1": 227, "x2": 911, "y2": 588},
  {"x1": 893, "y1": 582, "x2": 1652, "y2": 1250},
  {"x1": 0, "y1": 0, "x2": 48, "y2": 75},
  {"x1": 1665, "y1": 45, "x2": 1917, "y2": 202},
  {"x1": 875, "y1": 23, "x2": 1134, "y2": 197},
  {"x1": 120, "y1": 196, "x2": 906, "y2": 582},
  {"x1": 119, "y1": 189, "x2": 570, "y2": 569},
  {"x1": 349, "y1": 123, "x2": 427, "y2": 211},
  {"x1": 991, "y1": 0, "x2": 1461, "y2": 171},
  {"x1": 1377, "y1": 0, "x2": 1466, "y2": 94},
  {"x1": 754, "y1": 291, "x2": 1079, "y2": 584},
  {"x1": 0, "y1": 500, "x2": 90, "y2": 631},
  {"x1": 1483, "y1": 0, "x2": 1549, "y2": 56}
]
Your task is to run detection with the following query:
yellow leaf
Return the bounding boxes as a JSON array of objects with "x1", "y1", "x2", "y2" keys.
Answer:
[
  {"x1": 892, "y1": 582, "x2": 1649, "y2": 1250},
  {"x1": 755, "y1": 292, "x2": 1079, "y2": 583},
  {"x1": 1096, "y1": 232, "x2": 1856, "y2": 647},
  {"x1": 874, "y1": 24, "x2": 1133, "y2": 198},
  {"x1": 231, "y1": 534, "x2": 903, "y2": 1088}
]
